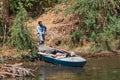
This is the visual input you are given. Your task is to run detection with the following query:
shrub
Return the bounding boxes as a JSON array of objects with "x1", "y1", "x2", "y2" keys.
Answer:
[
  {"x1": 9, "y1": 0, "x2": 58, "y2": 14},
  {"x1": 65, "y1": 0, "x2": 120, "y2": 50},
  {"x1": 10, "y1": 4, "x2": 34, "y2": 50},
  {"x1": 71, "y1": 30, "x2": 84, "y2": 47}
]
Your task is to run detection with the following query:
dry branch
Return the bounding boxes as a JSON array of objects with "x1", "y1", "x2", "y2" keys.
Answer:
[{"x1": 0, "y1": 63, "x2": 35, "y2": 79}]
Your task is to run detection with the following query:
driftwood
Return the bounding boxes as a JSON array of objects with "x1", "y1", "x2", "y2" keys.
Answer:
[{"x1": 0, "y1": 63, "x2": 35, "y2": 79}]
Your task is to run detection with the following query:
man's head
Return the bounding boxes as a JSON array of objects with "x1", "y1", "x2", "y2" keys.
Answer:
[{"x1": 38, "y1": 21, "x2": 42, "y2": 25}]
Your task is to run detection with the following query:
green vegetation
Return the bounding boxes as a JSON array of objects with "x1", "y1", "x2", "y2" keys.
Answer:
[
  {"x1": 57, "y1": 0, "x2": 71, "y2": 3},
  {"x1": 0, "y1": 55, "x2": 4, "y2": 64},
  {"x1": 0, "y1": 6, "x2": 3, "y2": 43},
  {"x1": 0, "y1": 0, "x2": 120, "y2": 53},
  {"x1": 53, "y1": 6, "x2": 62, "y2": 14},
  {"x1": 10, "y1": 4, "x2": 34, "y2": 50},
  {"x1": 65, "y1": 0, "x2": 120, "y2": 52},
  {"x1": 19, "y1": 50, "x2": 40, "y2": 61},
  {"x1": 9, "y1": 0, "x2": 58, "y2": 15},
  {"x1": 0, "y1": 16, "x2": 3, "y2": 36}
]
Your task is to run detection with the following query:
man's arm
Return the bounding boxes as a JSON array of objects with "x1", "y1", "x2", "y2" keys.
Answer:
[{"x1": 37, "y1": 26, "x2": 41, "y2": 34}]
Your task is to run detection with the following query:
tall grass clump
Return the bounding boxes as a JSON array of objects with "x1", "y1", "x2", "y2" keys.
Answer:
[
  {"x1": 10, "y1": 4, "x2": 34, "y2": 50},
  {"x1": 66, "y1": 0, "x2": 120, "y2": 51}
]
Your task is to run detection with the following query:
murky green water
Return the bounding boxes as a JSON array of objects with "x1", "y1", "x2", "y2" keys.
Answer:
[{"x1": 7, "y1": 56, "x2": 120, "y2": 80}]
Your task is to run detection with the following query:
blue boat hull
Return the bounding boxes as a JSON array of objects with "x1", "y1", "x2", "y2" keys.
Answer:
[{"x1": 39, "y1": 54, "x2": 86, "y2": 67}]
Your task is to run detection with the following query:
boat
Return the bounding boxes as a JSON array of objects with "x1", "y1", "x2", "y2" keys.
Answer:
[{"x1": 38, "y1": 45, "x2": 86, "y2": 67}]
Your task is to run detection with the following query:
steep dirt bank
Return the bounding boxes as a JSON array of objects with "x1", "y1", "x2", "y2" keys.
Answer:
[
  {"x1": 26, "y1": 4, "x2": 83, "y2": 54},
  {"x1": 27, "y1": 4, "x2": 80, "y2": 44},
  {"x1": 27, "y1": 3, "x2": 120, "y2": 55}
]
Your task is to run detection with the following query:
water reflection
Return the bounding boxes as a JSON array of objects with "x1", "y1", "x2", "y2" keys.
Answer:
[
  {"x1": 39, "y1": 65, "x2": 85, "y2": 80},
  {"x1": 5, "y1": 56, "x2": 120, "y2": 80}
]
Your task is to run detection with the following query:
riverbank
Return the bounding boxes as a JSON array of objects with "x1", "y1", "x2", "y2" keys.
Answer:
[
  {"x1": 1, "y1": 55, "x2": 120, "y2": 80},
  {"x1": 0, "y1": 46, "x2": 120, "y2": 60},
  {"x1": 0, "y1": 48, "x2": 120, "y2": 79},
  {"x1": 0, "y1": 43, "x2": 120, "y2": 79},
  {"x1": 1, "y1": 49, "x2": 120, "y2": 64},
  {"x1": 78, "y1": 50, "x2": 120, "y2": 58}
]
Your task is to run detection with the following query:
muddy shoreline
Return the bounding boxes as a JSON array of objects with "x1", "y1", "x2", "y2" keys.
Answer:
[
  {"x1": 79, "y1": 50, "x2": 120, "y2": 58},
  {"x1": 1, "y1": 50, "x2": 119, "y2": 66},
  {"x1": 1, "y1": 49, "x2": 120, "y2": 63}
]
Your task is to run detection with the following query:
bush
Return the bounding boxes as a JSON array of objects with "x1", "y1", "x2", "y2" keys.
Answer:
[
  {"x1": 10, "y1": 4, "x2": 34, "y2": 50},
  {"x1": 72, "y1": 30, "x2": 83, "y2": 42},
  {"x1": 57, "y1": 0, "x2": 71, "y2": 3},
  {"x1": 9, "y1": 0, "x2": 58, "y2": 14},
  {"x1": 20, "y1": 50, "x2": 40, "y2": 62},
  {"x1": 65, "y1": 0, "x2": 120, "y2": 50},
  {"x1": 71, "y1": 30, "x2": 84, "y2": 47}
]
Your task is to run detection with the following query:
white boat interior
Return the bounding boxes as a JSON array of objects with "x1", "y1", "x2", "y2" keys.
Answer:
[
  {"x1": 38, "y1": 52, "x2": 86, "y2": 62},
  {"x1": 38, "y1": 45, "x2": 86, "y2": 62}
]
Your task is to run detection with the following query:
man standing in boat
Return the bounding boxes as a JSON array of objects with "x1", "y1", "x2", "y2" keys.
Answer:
[{"x1": 37, "y1": 21, "x2": 47, "y2": 45}]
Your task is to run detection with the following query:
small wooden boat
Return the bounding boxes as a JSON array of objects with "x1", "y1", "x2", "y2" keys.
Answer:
[{"x1": 38, "y1": 45, "x2": 86, "y2": 67}]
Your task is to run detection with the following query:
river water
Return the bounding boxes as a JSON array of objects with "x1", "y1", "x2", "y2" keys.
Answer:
[{"x1": 7, "y1": 56, "x2": 120, "y2": 80}]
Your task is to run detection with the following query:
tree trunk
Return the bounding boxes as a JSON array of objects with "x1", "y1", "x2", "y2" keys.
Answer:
[{"x1": 0, "y1": 0, "x2": 9, "y2": 44}]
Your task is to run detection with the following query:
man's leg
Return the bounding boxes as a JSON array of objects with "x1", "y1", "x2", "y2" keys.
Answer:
[
  {"x1": 38, "y1": 34, "x2": 44, "y2": 45},
  {"x1": 42, "y1": 34, "x2": 45, "y2": 44}
]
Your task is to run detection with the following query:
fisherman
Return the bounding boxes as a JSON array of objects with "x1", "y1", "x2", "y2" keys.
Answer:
[{"x1": 37, "y1": 21, "x2": 47, "y2": 45}]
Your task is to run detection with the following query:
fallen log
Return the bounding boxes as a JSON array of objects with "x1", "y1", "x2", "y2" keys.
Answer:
[
  {"x1": 3, "y1": 63, "x2": 23, "y2": 67},
  {"x1": 0, "y1": 63, "x2": 35, "y2": 79}
]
